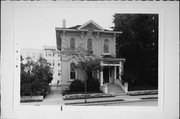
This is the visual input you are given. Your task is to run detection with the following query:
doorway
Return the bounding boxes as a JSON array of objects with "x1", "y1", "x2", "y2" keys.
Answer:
[{"x1": 103, "y1": 67, "x2": 109, "y2": 83}]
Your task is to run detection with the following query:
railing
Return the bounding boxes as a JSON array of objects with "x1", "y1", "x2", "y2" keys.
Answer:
[{"x1": 115, "y1": 76, "x2": 128, "y2": 93}]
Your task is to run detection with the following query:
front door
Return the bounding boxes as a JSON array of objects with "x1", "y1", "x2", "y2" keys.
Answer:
[{"x1": 103, "y1": 67, "x2": 109, "y2": 83}]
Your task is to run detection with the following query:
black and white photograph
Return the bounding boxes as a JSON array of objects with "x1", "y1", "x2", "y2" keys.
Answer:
[
  {"x1": 17, "y1": 8, "x2": 159, "y2": 106},
  {"x1": 1, "y1": 1, "x2": 179, "y2": 119}
]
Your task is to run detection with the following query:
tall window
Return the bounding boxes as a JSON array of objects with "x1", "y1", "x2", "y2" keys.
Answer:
[
  {"x1": 48, "y1": 51, "x2": 51, "y2": 57},
  {"x1": 53, "y1": 60, "x2": 55, "y2": 66},
  {"x1": 87, "y1": 39, "x2": 93, "y2": 53},
  {"x1": 70, "y1": 63, "x2": 76, "y2": 80},
  {"x1": 46, "y1": 51, "x2": 48, "y2": 57},
  {"x1": 58, "y1": 70, "x2": 61, "y2": 76},
  {"x1": 104, "y1": 39, "x2": 109, "y2": 53},
  {"x1": 70, "y1": 38, "x2": 75, "y2": 50},
  {"x1": 58, "y1": 60, "x2": 60, "y2": 66},
  {"x1": 49, "y1": 61, "x2": 52, "y2": 66}
]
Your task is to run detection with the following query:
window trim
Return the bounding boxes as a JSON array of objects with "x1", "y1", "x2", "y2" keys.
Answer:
[
  {"x1": 58, "y1": 70, "x2": 61, "y2": 76},
  {"x1": 70, "y1": 63, "x2": 76, "y2": 80},
  {"x1": 103, "y1": 39, "x2": 109, "y2": 54},
  {"x1": 70, "y1": 38, "x2": 75, "y2": 50},
  {"x1": 87, "y1": 38, "x2": 93, "y2": 53}
]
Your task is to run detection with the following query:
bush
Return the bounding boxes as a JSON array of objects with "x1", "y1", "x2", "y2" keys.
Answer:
[
  {"x1": 69, "y1": 78, "x2": 100, "y2": 93},
  {"x1": 87, "y1": 78, "x2": 100, "y2": 92},
  {"x1": 21, "y1": 57, "x2": 53, "y2": 97},
  {"x1": 69, "y1": 79, "x2": 85, "y2": 92}
]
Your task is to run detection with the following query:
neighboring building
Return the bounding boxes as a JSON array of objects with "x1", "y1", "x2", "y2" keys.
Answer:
[
  {"x1": 56, "y1": 20, "x2": 126, "y2": 93},
  {"x1": 21, "y1": 48, "x2": 43, "y2": 62},
  {"x1": 21, "y1": 46, "x2": 61, "y2": 85},
  {"x1": 42, "y1": 46, "x2": 61, "y2": 85}
]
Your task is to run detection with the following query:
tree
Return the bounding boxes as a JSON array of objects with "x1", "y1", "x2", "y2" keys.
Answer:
[
  {"x1": 21, "y1": 57, "x2": 53, "y2": 96},
  {"x1": 62, "y1": 43, "x2": 102, "y2": 102},
  {"x1": 113, "y1": 14, "x2": 158, "y2": 90}
]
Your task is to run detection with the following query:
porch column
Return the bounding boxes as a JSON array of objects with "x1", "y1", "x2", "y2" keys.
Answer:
[
  {"x1": 100, "y1": 69, "x2": 103, "y2": 86},
  {"x1": 100, "y1": 61, "x2": 103, "y2": 86},
  {"x1": 97, "y1": 70, "x2": 99, "y2": 79},
  {"x1": 119, "y1": 62, "x2": 122, "y2": 80},
  {"x1": 114, "y1": 66, "x2": 117, "y2": 80}
]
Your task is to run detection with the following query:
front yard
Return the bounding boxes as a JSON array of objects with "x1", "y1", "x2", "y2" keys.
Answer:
[{"x1": 63, "y1": 93, "x2": 115, "y2": 100}]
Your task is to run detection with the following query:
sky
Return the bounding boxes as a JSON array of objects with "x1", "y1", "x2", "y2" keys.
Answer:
[{"x1": 15, "y1": 7, "x2": 120, "y2": 49}]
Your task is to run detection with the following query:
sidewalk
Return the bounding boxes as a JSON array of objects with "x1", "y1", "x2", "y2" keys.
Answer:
[
  {"x1": 40, "y1": 86, "x2": 64, "y2": 105},
  {"x1": 64, "y1": 94, "x2": 158, "y2": 105},
  {"x1": 21, "y1": 86, "x2": 158, "y2": 106}
]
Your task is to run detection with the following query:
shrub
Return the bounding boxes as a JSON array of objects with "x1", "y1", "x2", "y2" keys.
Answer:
[
  {"x1": 69, "y1": 78, "x2": 100, "y2": 93},
  {"x1": 21, "y1": 57, "x2": 53, "y2": 97},
  {"x1": 87, "y1": 78, "x2": 100, "y2": 92},
  {"x1": 69, "y1": 79, "x2": 85, "y2": 92}
]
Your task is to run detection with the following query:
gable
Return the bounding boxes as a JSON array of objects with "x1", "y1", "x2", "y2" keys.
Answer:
[
  {"x1": 78, "y1": 20, "x2": 104, "y2": 31},
  {"x1": 81, "y1": 23, "x2": 102, "y2": 31}
]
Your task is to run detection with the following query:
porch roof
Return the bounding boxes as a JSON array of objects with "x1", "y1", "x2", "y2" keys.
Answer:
[{"x1": 101, "y1": 58, "x2": 125, "y2": 62}]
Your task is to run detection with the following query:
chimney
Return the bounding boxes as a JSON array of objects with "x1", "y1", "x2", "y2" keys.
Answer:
[{"x1": 62, "y1": 19, "x2": 66, "y2": 28}]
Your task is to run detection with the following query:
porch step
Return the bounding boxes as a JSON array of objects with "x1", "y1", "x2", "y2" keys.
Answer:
[{"x1": 108, "y1": 84, "x2": 126, "y2": 96}]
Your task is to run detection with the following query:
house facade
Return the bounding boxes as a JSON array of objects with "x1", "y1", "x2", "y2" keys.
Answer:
[{"x1": 56, "y1": 20, "x2": 126, "y2": 93}]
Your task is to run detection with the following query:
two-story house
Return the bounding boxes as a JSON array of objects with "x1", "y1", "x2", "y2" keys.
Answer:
[{"x1": 56, "y1": 20, "x2": 126, "y2": 94}]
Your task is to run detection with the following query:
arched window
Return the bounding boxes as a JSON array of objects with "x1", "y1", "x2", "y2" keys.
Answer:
[
  {"x1": 104, "y1": 39, "x2": 109, "y2": 53},
  {"x1": 87, "y1": 39, "x2": 93, "y2": 53},
  {"x1": 70, "y1": 38, "x2": 75, "y2": 50},
  {"x1": 70, "y1": 63, "x2": 76, "y2": 79}
]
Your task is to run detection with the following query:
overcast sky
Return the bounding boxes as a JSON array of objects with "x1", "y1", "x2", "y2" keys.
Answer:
[{"x1": 15, "y1": 7, "x2": 120, "y2": 49}]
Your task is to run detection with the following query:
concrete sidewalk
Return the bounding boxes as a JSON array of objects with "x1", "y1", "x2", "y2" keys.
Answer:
[
  {"x1": 40, "y1": 87, "x2": 64, "y2": 105},
  {"x1": 21, "y1": 86, "x2": 64, "y2": 106},
  {"x1": 64, "y1": 94, "x2": 158, "y2": 105}
]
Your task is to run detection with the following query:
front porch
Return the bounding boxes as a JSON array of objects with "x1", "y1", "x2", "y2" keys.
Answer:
[{"x1": 98, "y1": 58, "x2": 128, "y2": 94}]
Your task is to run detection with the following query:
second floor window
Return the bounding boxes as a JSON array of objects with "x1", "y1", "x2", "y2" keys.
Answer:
[
  {"x1": 70, "y1": 38, "x2": 75, "y2": 50},
  {"x1": 103, "y1": 39, "x2": 109, "y2": 53},
  {"x1": 87, "y1": 39, "x2": 93, "y2": 53}
]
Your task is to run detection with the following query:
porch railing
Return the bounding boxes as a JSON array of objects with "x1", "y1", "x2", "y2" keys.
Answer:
[{"x1": 115, "y1": 76, "x2": 128, "y2": 93}]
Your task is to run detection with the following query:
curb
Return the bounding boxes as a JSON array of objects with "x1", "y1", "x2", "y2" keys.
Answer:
[
  {"x1": 65, "y1": 99, "x2": 125, "y2": 105},
  {"x1": 64, "y1": 96, "x2": 158, "y2": 105},
  {"x1": 127, "y1": 90, "x2": 158, "y2": 96}
]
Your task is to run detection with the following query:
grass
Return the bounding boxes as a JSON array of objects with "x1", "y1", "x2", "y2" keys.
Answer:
[
  {"x1": 62, "y1": 90, "x2": 103, "y2": 96},
  {"x1": 63, "y1": 93, "x2": 115, "y2": 100}
]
